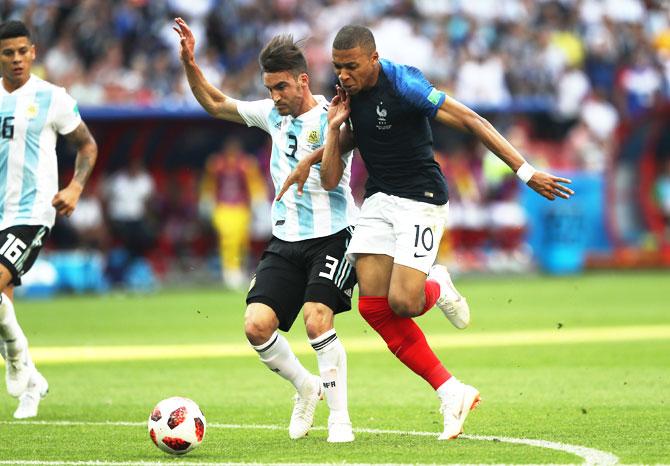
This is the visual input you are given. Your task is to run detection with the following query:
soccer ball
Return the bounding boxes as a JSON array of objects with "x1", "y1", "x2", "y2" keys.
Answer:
[{"x1": 147, "y1": 397, "x2": 206, "y2": 455}]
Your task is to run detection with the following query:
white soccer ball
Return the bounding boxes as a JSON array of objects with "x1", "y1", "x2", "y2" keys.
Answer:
[{"x1": 147, "y1": 397, "x2": 206, "y2": 455}]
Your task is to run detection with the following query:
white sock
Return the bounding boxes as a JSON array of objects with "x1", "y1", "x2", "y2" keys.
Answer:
[
  {"x1": 310, "y1": 329, "x2": 350, "y2": 424},
  {"x1": 252, "y1": 331, "x2": 312, "y2": 395},
  {"x1": 0, "y1": 293, "x2": 28, "y2": 360},
  {"x1": 436, "y1": 376, "x2": 461, "y2": 399}
]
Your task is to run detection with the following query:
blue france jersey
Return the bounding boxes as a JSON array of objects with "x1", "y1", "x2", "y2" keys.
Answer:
[
  {"x1": 348, "y1": 58, "x2": 449, "y2": 205},
  {"x1": 237, "y1": 96, "x2": 358, "y2": 242}
]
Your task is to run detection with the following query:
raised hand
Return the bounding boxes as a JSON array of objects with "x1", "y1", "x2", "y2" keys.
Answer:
[
  {"x1": 173, "y1": 17, "x2": 195, "y2": 63},
  {"x1": 328, "y1": 85, "x2": 351, "y2": 130},
  {"x1": 527, "y1": 171, "x2": 574, "y2": 201}
]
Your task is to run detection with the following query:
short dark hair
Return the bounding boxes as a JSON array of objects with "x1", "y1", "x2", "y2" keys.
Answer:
[
  {"x1": 0, "y1": 20, "x2": 31, "y2": 42},
  {"x1": 259, "y1": 34, "x2": 307, "y2": 76},
  {"x1": 333, "y1": 25, "x2": 376, "y2": 54}
]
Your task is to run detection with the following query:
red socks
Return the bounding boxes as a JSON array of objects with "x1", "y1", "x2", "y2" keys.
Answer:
[
  {"x1": 422, "y1": 279, "x2": 440, "y2": 315},
  {"x1": 358, "y1": 296, "x2": 450, "y2": 390}
]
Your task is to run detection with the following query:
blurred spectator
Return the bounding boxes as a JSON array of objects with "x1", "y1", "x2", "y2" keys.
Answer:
[
  {"x1": 102, "y1": 158, "x2": 157, "y2": 284},
  {"x1": 201, "y1": 138, "x2": 267, "y2": 289},
  {"x1": 615, "y1": 47, "x2": 663, "y2": 119},
  {"x1": 68, "y1": 183, "x2": 110, "y2": 251},
  {"x1": 155, "y1": 170, "x2": 208, "y2": 277},
  {"x1": 580, "y1": 87, "x2": 619, "y2": 141},
  {"x1": 454, "y1": 47, "x2": 510, "y2": 108},
  {"x1": 555, "y1": 63, "x2": 591, "y2": 124}
]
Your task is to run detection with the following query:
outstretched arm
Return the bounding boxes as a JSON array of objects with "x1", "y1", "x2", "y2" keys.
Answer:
[
  {"x1": 52, "y1": 121, "x2": 98, "y2": 217},
  {"x1": 434, "y1": 94, "x2": 573, "y2": 201},
  {"x1": 174, "y1": 17, "x2": 244, "y2": 124}
]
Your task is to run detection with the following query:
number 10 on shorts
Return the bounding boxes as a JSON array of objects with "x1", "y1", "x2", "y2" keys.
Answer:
[{"x1": 414, "y1": 225, "x2": 434, "y2": 255}]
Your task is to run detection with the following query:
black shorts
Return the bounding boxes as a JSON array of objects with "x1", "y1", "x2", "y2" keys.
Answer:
[
  {"x1": 246, "y1": 227, "x2": 357, "y2": 332},
  {"x1": 0, "y1": 225, "x2": 50, "y2": 286}
]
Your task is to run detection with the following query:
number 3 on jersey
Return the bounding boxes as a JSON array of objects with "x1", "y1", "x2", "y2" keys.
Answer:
[
  {"x1": 0, "y1": 233, "x2": 26, "y2": 264},
  {"x1": 285, "y1": 134, "x2": 297, "y2": 158}
]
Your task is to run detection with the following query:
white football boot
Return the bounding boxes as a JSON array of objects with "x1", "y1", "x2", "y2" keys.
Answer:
[
  {"x1": 428, "y1": 265, "x2": 470, "y2": 329},
  {"x1": 14, "y1": 370, "x2": 49, "y2": 419},
  {"x1": 327, "y1": 418, "x2": 354, "y2": 443},
  {"x1": 438, "y1": 380, "x2": 481, "y2": 440},
  {"x1": 5, "y1": 346, "x2": 31, "y2": 398},
  {"x1": 288, "y1": 375, "x2": 322, "y2": 439}
]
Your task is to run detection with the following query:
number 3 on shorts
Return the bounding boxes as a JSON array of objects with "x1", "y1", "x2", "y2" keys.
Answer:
[{"x1": 319, "y1": 255, "x2": 339, "y2": 281}]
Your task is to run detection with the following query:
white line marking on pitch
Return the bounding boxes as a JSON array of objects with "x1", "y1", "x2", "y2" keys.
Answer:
[{"x1": 0, "y1": 420, "x2": 619, "y2": 466}]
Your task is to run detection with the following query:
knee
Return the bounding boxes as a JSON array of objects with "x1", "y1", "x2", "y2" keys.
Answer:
[
  {"x1": 244, "y1": 306, "x2": 277, "y2": 345},
  {"x1": 387, "y1": 295, "x2": 422, "y2": 318},
  {"x1": 303, "y1": 302, "x2": 333, "y2": 340}
]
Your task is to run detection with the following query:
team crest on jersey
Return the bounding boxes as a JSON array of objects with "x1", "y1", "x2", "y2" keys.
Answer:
[
  {"x1": 26, "y1": 103, "x2": 38, "y2": 120},
  {"x1": 307, "y1": 129, "x2": 320, "y2": 149},
  {"x1": 307, "y1": 130, "x2": 320, "y2": 145},
  {"x1": 376, "y1": 101, "x2": 391, "y2": 130}
]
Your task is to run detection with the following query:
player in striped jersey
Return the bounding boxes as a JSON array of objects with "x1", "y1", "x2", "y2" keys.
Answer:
[
  {"x1": 0, "y1": 21, "x2": 98, "y2": 418},
  {"x1": 175, "y1": 18, "x2": 357, "y2": 442}
]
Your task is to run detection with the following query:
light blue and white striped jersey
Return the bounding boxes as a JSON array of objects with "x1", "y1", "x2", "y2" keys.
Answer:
[
  {"x1": 237, "y1": 96, "x2": 358, "y2": 242},
  {"x1": 0, "y1": 75, "x2": 81, "y2": 230}
]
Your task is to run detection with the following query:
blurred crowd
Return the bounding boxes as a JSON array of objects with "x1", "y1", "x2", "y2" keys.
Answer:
[
  {"x1": 2, "y1": 0, "x2": 668, "y2": 115},
  {"x1": 4, "y1": 0, "x2": 670, "y2": 284}
]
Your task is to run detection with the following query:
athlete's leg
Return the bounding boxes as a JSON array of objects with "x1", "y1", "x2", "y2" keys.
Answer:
[
  {"x1": 356, "y1": 256, "x2": 478, "y2": 438},
  {"x1": 245, "y1": 245, "x2": 323, "y2": 439},
  {"x1": 244, "y1": 303, "x2": 313, "y2": 395},
  {"x1": 357, "y1": 255, "x2": 451, "y2": 390},
  {"x1": 244, "y1": 302, "x2": 321, "y2": 439},
  {"x1": 303, "y1": 302, "x2": 353, "y2": 442},
  {"x1": 0, "y1": 268, "x2": 32, "y2": 397},
  {"x1": 386, "y1": 264, "x2": 431, "y2": 317},
  {"x1": 387, "y1": 199, "x2": 469, "y2": 324}
]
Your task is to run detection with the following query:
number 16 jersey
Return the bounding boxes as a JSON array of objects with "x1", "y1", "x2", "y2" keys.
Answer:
[{"x1": 0, "y1": 75, "x2": 81, "y2": 230}]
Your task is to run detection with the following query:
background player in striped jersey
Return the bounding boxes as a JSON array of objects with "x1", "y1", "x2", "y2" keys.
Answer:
[
  {"x1": 321, "y1": 25, "x2": 573, "y2": 440},
  {"x1": 0, "y1": 21, "x2": 98, "y2": 418},
  {"x1": 174, "y1": 18, "x2": 357, "y2": 442}
]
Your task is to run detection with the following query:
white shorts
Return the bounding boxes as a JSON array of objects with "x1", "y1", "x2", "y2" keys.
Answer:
[{"x1": 346, "y1": 192, "x2": 449, "y2": 274}]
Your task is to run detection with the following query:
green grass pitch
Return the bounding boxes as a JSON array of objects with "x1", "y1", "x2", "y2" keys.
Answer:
[{"x1": 0, "y1": 271, "x2": 668, "y2": 464}]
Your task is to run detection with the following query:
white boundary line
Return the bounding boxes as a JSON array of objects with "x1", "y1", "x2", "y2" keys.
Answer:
[{"x1": 0, "y1": 420, "x2": 619, "y2": 466}]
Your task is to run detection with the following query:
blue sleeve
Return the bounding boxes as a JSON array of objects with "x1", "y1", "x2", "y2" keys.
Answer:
[{"x1": 380, "y1": 59, "x2": 445, "y2": 118}]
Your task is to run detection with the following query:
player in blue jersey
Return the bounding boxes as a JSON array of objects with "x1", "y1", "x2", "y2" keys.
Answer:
[
  {"x1": 319, "y1": 25, "x2": 574, "y2": 440},
  {"x1": 0, "y1": 21, "x2": 98, "y2": 418},
  {"x1": 175, "y1": 18, "x2": 357, "y2": 442}
]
